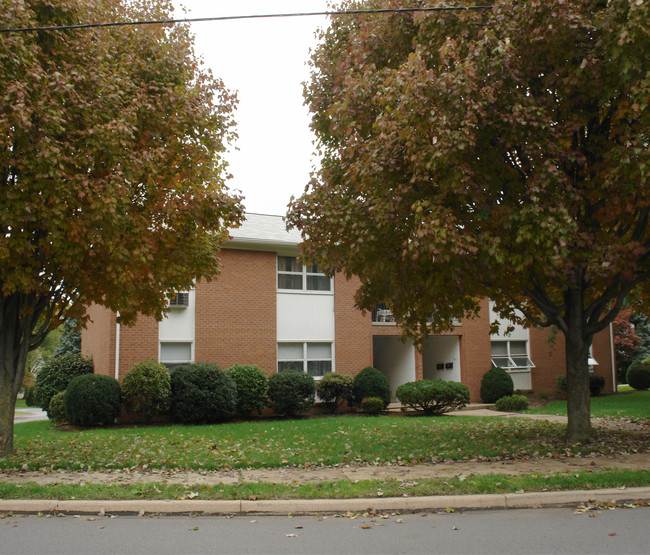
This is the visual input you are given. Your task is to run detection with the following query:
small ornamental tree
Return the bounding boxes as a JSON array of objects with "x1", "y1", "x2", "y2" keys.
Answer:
[
  {"x1": 0, "y1": 0, "x2": 242, "y2": 455},
  {"x1": 288, "y1": 0, "x2": 650, "y2": 442},
  {"x1": 315, "y1": 373, "x2": 353, "y2": 413},
  {"x1": 121, "y1": 360, "x2": 171, "y2": 422}
]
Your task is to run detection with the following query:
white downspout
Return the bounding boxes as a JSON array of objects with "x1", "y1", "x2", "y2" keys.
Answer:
[
  {"x1": 115, "y1": 313, "x2": 121, "y2": 381},
  {"x1": 609, "y1": 322, "x2": 616, "y2": 393}
]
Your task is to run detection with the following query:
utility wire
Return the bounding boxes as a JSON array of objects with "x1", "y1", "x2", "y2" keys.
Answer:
[{"x1": 0, "y1": 6, "x2": 492, "y2": 34}]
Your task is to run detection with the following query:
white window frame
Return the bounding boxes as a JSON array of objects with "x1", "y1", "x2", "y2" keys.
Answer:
[
  {"x1": 168, "y1": 292, "x2": 190, "y2": 308},
  {"x1": 277, "y1": 342, "x2": 334, "y2": 378},
  {"x1": 277, "y1": 256, "x2": 332, "y2": 293},
  {"x1": 491, "y1": 340, "x2": 534, "y2": 373},
  {"x1": 160, "y1": 341, "x2": 193, "y2": 370}
]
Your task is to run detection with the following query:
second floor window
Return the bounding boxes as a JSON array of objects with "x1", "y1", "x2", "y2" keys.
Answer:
[{"x1": 277, "y1": 256, "x2": 331, "y2": 292}]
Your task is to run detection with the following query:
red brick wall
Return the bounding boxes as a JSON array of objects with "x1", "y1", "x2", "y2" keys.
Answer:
[
  {"x1": 333, "y1": 275, "x2": 373, "y2": 375},
  {"x1": 456, "y1": 299, "x2": 493, "y2": 402},
  {"x1": 195, "y1": 249, "x2": 277, "y2": 375},
  {"x1": 81, "y1": 304, "x2": 115, "y2": 377},
  {"x1": 592, "y1": 326, "x2": 615, "y2": 393},
  {"x1": 116, "y1": 314, "x2": 159, "y2": 382}
]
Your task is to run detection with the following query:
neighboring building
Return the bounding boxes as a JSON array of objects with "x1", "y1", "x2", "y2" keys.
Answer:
[{"x1": 82, "y1": 213, "x2": 616, "y2": 402}]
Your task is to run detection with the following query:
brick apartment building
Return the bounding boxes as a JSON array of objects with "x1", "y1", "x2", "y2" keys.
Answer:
[{"x1": 81, "y1": 213, "x2": 616, "y2": 402}]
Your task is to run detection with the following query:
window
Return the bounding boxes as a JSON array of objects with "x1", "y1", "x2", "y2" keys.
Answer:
[
  {"x1": 160, "y1": 342, "x2": 192, "y2": 370},
  {"x1": 168, "y1": 292, "x2": 189, "y2": 307},
  {"x1": 278, "y1": 342, "x2": 333, "y2": 377},
  {"x1": 491, "y1": 341, "x2": 534, "y2": 371},
  {"x1": 277, "y1": 256, "x2": 331, "y2": 292}
]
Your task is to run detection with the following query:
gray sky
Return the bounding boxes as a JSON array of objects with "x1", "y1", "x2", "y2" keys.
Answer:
[{"x1": 173, "y1": 1, "x2": 331, "y2": 216}]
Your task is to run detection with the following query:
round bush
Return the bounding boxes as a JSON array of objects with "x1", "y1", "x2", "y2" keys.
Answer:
[
  {"x1": 170, "y1": 363, "x2": 237, "y2": 424},
  {"x1": 353, "y1": 367, "x2": 391, "y2": 408},
  {"x1": 35, "y1": 352, "x2": 94, "y2": 411},
  {"x1": 495, "y1": 394, "x2": 530, "y2": 412},
  {"x1": 225, "y1": 364, "x2": 269, "y2": 418},
  {"x1": 48, "y1": 391, "x2": 67, "y2": 425},
  {"x1": 360, "y1": 397, "x2": 384, "y2": 415},
  {"x1": 626, "y1": 359, "x2": 650, "y2": 390},
  {"x1": 480, "y1": 367, "x2": 514, "y2": 403},
  {"x1": 121, "y1": 360, "x2": 171, "y2": 422},
  {"x1": 268, "y1": 370, "x2": 315, "y2": 417},
  {"x1": 396, "y1": 380, "x2": 470, "y2": 415},
  {"x1": 315, "y1": 373, "x2": 354, "y2": 413},
  {"x1": 64, "y1": 374, "x2": 121, "y2": 427}
]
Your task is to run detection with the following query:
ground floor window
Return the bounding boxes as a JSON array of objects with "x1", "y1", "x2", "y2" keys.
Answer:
[
  {"x1": 490, "y1": 340, "x2": 534, "y2": 371},
  {"x1": 160, "y1": 341, "x2": 192, "y2": 370},
  {"x1": 277, "y1": 342, "x2": 332, "y2": 377}
]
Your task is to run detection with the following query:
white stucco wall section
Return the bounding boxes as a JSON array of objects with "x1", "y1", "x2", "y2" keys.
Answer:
[
  {"x1": 422, "y1": 336, "x2": 461, "y2": 382},
  {"x1": 277, "y1": 293, "x2": 335, "y2": 341},
  {"x1": 159, "y1": 290, "x2": 196, "y2": 343},
  {"x1": 489, "y1": 301, "x2": 528, "y2": 340},
  {"x1": 372, "y1": 336, "x2": 416, "y2": 400}
]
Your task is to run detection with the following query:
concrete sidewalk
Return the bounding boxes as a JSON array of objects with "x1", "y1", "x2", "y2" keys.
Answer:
[{"x1": 1, "y1": 487, "x2": 649, "y2": 516}]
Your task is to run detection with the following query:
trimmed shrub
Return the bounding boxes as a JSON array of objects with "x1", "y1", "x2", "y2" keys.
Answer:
[
  {"x1": 396, "y1": 380, "x2": 470, "y2": 415},
  {"x1": 24, "y1": 386, "x2": 38, "y2": 407},
  {"x1": 360, "y1": 397, "x2": 384, "y2": 416},
  {"x1": 121, "y1": 360, "x2": 171, "y2": 422},
  {"x1": 626, "y1": 359, "x2": 650, "y2": 391},
  {"x1": 316, "y1": 373, "x2": 353, "y2": 413},
  {"x1": 268, "y1": 370, "x2": 315, "y2": 417},
  {"x1": 48, "y1": 391, "x2": 67, "y2": 425},
  {"x1": 353, "y1": 367, "x2": 391, "y2": 408},
  {"x1": 556, "y1": 375, "x2": 568, "y2": 396},
  {"x1": 480, "y1": 367, "x2": 514, "y2": 403},
  {"x1": 495, "y1": 394, "x2": 530, "y2": 412},
  {"x1": 170, "y1": 363, "x2": 237, "y2": 424},
  {"x1": 64, "y1": 374, "x2": 121, "y2": 427},
  {"x1": 589, "y1": 375, "x2": 606, "y2": 396},
  {"x1": 225, "y1": 364, "x2": 269, "y2": 418},
  {"x1": 35, "y1": 352, "x2": 94, "y2": 412}
]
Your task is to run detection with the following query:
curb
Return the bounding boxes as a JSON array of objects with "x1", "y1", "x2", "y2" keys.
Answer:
[{"x1": 1, "y1": 487, "x2": 649, "y2": 516}]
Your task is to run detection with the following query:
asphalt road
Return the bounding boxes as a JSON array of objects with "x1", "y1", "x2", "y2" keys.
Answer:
[{"x1": 1, "y1": 506, "x2": 648, "y2": 555}]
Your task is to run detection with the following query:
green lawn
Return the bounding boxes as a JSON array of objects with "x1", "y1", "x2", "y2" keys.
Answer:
[
  {"x1": 526, "y1": 390, "x2": 650, "y2": 418},
  {"x1": 14, "y1": 399, "x2": 27, "y2": 409},
  {"x1": 3, "y1": 414, "x2": 647, "y2": 472}
]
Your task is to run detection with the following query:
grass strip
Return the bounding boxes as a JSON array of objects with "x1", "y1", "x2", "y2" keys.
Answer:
[
  {"x1": 526, "y1": 390, "x2": 650, "y2": 419},
  {"x1": 0, "y1": 470, "x2": 648, "y2": 501},
  {"x1": 5, "y1": 416, "x2": 647, "y2": 472}
]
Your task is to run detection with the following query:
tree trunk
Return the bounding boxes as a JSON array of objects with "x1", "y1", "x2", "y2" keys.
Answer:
[
  {"x1": 1, "y1": 295, "x2": 35, "y2": 457},
  {"x1": 563, "y1": 284, "x2": 595, "y2": 443}
]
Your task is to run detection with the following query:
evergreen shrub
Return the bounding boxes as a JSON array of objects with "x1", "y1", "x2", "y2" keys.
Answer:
[
  {"x1": 626, "y1": 359, "x2": 650, "y2": 391},
  {"x1": 589, "y1": 375, "x2": 606, "y2": 396},
  {"x1": 65, "y1": 374, "x2": 121, "y2": 427},
  {"x1": 121, "y1": 360, "x2": 171, "y2": 422},
  {"x1": 268, "y1": 370, "x2": 315, "y2": 417},
  {"x1": 170, "y1": 363, "x2": 237, "y2": 424},
  {"x1": 48, "y1": 391, "x2": 67, "y2": 425},
  {"x1": 225, "y1": 364, "x2": 269, "y2": 418},
  {"x1": 480, "y1": 367, "x2": 514, "y2": 403},
  {"x1": 353, "y1": 367, "x2": 391, "y2": 408},
  {"x1": 396, "y1": 380, "x2": 470, "y2": 415},
  {"x1": 315, "y1": 373, "x2": 353, "y2": 413},
  {"x1": 35, "y1": 352, "x2": 94, "y2": 413},
  {"x1": 360, "y1": 397, "x2": 384, "y2": 415},
  {"x1": 495, "y1": 394, "x2": 530, "y2": 412}
]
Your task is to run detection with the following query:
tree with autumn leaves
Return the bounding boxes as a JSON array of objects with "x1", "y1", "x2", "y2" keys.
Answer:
[
  {"x1": 0, "y1": 0, "x2": 243, "y2": 455},
  {"x1": 288, "y1": 0, "x2": 649, "y2": 442}
]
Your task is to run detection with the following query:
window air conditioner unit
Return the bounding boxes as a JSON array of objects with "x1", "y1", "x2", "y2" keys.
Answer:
[{"x1": 169, "y1": 292, "x2": 189, "y2": 307}]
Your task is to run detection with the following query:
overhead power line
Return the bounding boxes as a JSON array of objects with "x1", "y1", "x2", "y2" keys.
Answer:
[{"x1": 0, "y1": 6, "x2": 493, "y2": 34}]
